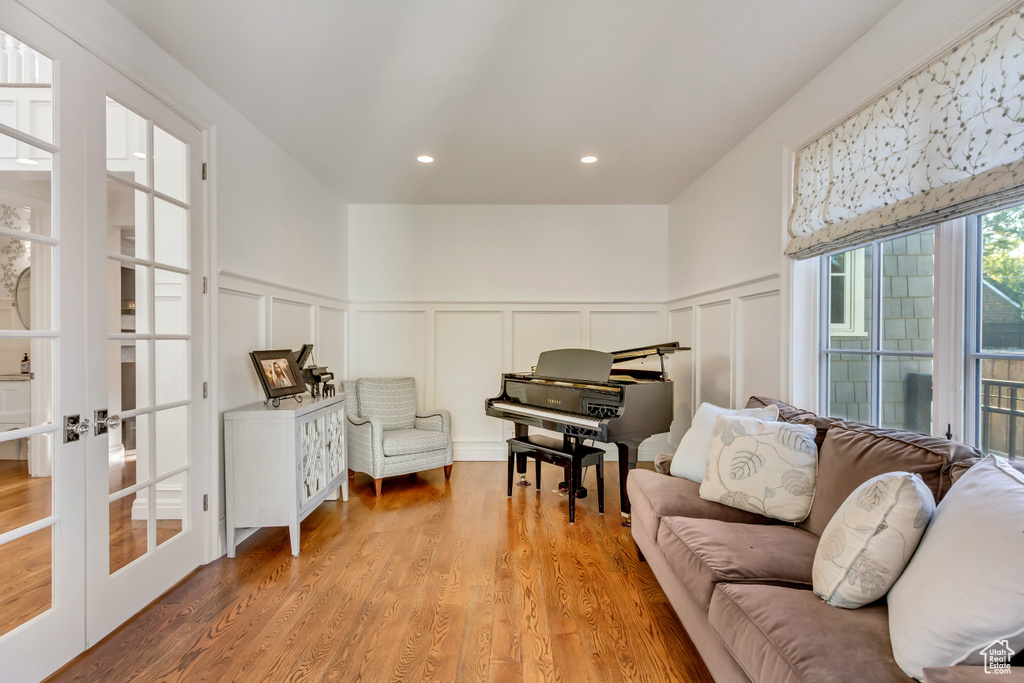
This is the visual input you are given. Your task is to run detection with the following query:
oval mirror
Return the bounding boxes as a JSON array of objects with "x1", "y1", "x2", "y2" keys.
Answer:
[{"x1": 13, "y1": 267, "x2": 29, "y2": 329}]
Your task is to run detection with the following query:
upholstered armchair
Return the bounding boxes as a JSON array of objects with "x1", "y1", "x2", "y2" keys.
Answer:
[{"x1": 341, "y1": 377, "x2": 453, "y2": 496}]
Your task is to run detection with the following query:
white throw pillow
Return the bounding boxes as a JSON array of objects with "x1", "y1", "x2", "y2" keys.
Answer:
[
  {"x1": 888, "y1": 456, "x2": 1024, "y2": 681},
  {"x1": 698, "y1": 415, "x2": 817, "y2": 523},
  {"x1": 812, "y1": 472, "x2": 934, "y2": 609},
  {"x1": 669, "y1": 402, "x2": 779, "y2": 482}
]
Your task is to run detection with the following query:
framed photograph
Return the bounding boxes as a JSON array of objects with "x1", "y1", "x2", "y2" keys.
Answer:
[{"x1": 250, "y1": 349, "x2": 306, "y2": 403}]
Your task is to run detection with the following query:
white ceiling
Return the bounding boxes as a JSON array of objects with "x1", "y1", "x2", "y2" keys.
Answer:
[{"x1": 107, "y1": 0, "x2": 901, "y2": 204}]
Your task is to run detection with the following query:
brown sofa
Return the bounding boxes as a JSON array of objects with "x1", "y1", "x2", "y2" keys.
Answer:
[{"x1": 628, "y1": 396, "x2": 992, "y2": 683}]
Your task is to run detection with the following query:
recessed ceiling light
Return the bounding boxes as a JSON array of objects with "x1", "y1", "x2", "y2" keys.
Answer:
[
  {"x1": 417, "y1": 155, "x2": 434, "y2": 164},
  {"x1": 132, "y1": 152, "x2": 147, "y2": 159},
  {"x1": 580, "y1": 155, "x2": 598, "y2": 164},
  {"x1": 15, "y1": 158, "x2": 38, "y2": 165}
]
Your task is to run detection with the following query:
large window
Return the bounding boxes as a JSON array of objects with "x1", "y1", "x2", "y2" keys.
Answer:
[
  {"x1": 822, "y1": 207, "x2": 1024, "y2": 461},
  {"x1": 968, "y1": 207, "x2": 1024, "y2": 461},
  {"x1": 822, "y1": 230, "x2": 935, "y2": 433}
]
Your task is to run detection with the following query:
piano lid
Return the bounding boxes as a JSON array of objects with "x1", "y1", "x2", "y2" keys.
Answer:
[
  {"x1": 611, "y1": 341, "x2": 684, "y2": 363},
  {"x1": 535, "y1": 348, "x2": 614, "y2": 383}
]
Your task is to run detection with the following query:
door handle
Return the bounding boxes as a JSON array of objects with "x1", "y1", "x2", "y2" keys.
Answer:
[
  {"x1": 64, "y1": 415, "x2": 91, "y2": 443},
  {"x1": 94, "y1": 409, "x2": 120, "y2": 436}
]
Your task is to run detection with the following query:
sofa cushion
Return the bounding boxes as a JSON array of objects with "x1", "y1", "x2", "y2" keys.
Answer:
[
  {"x1": 357, "y1": 377, "x2": 417, "y2": 430},
  {"x1": 669, "y1": 402, "x2": 779, "y2": 482},
  {"x1": 381, "y1": 428, "x2": 449, "y2": 456},
  {"x1": 799, "y1": 422, "x2": 982, "y2": 536},
  {"x1": 700, "y1": 416, "x2": 818, "y2": 523},
  {"x1": 626, "y1": 468, "x2": 776, "y2": 546},
  {"x1": 745, "y1": 395, "x2": 841, "y2": 450},
  {"x1": 888, "y1": 456, "x2": 1024, "y2": 680},
  {"x1": 813, "y1": 471, "x2": 934, "y2": 609},
  {"x1": 709, "y1": 583, "x2": 912, "y2": 683},
  {"x1": 657, "y1": 517, "x2": 817, "y2": 609}
]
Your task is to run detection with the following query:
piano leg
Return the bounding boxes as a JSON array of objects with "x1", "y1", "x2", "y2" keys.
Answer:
[
  {"x1": 514, "y1": 424, "x2": 531, "y2": 487},
  {"x1": 616, "y1": 442, "x2": 638, "y2": 526}
]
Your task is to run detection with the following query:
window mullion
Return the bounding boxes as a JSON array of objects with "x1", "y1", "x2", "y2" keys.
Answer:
[{"x1": 870, "y1": 241, "x2": 883, "y2": 426}]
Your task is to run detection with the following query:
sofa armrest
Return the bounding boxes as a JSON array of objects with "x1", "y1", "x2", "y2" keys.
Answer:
[{"x1": 415, "y1": 409, "x2": 451, "y2": 433}]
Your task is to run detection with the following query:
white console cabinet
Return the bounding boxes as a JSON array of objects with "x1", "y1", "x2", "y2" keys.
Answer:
[{"x1": 224, "y1": 393, "x2": 347, "y2": 557}]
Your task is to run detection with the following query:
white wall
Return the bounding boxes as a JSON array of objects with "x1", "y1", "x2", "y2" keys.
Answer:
[
  {"x1": 349, "y1": 204, "x2": 666, "y2": 302},
  {"x1": 347, "y1": 204, "x2": 670, "y2": 460},
  {"x1": 665, "y1": 0, "x2": 1021, "y2": 418}
]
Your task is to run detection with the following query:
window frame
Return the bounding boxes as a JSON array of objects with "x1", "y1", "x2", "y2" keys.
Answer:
[
  {"x1": 820, "y1": 229, "x2": 936, "y2": 430},
  {"x1": 829, "y1": 249, "x2": 867, "y2": 338},
  {"x1": 964, "y1": 213, "x2": 1024, "y2": 459}
]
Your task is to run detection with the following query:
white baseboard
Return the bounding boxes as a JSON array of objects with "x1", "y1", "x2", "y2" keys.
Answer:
[{"x1": 131, "y1": 482, "x2": 184, "y2": 521}]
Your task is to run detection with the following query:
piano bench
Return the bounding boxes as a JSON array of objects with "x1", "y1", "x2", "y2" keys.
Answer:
[{"x1": 507, "y1": 435, "x2": 604, "y2": 524}]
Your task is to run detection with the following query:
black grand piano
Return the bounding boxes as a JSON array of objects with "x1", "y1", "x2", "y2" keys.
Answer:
[{"x1": 485, "y1": 341, "x2": 684, "y2": 521}]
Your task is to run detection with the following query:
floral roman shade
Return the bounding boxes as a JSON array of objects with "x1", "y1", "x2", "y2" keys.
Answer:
[{"x1": 786, "y1": 4, "x2": 1024, "y2": 259}]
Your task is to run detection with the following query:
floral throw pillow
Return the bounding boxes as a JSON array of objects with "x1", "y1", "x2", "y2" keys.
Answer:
[
  {"x1": 698, "y1": 415, "x2": 818, "y2": 523},
  {"x1": 813, "y1": 472, "x2": 934, "y2": 609}
]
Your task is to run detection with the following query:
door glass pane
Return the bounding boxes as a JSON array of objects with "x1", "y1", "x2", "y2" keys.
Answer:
[
  {"x1": 156, "y1": 472, "x2": 185, "y2": 547},
  {"x1": 109, "y1": 414, "x2": 150, "y2": 496},
  {"x1": 980, "y1": 207, "x2": 1024, "y2": 353},
  {"x1": 828, "y1": 353, "x2": 871, "y2": 423},
  {"x1": 979, "y1": 358, "x2": 1024, "y2": 461},
  {"x1": 0, "y1": 238, "x2": 53, "y2": 331},
  {"x1": 107, "y1": 178, "x2": 149, "y2": 260},
  {"x1": 153, "y1": 126, "x2": 186, "y2": 202},
  {"x1": 108, "y1": 261, "x2": 150, "y2": 334},
  {"x1": 155, "y1": 406, "x2": 187, "y2": 477},
  {"x1": 881, "y1": 230, "x2": 934, "y2": 352},
  {"x1": 154, "y1": 198, "x2": 187, "y2": 268},
  {"x1": 828, "y1": 246, "x2": 871, "y2": 349},
  {"x1": 0, "y1": 338, "x2": 54, "y2": 432},
  {"x1": 0, "y1": 132, "x2": 52, "y2": 237},
  {"x1": 110, "y1": 340, "x2": 151, "y2": 412},
  {"x1": 0, "y1": 32, "x2": 53, "y2": 144},
  {"x1": 0, "y1": 432, "x2": 51, "y2": 535},
  {"x1": 0, "y1": 525, "x2": 51, "y2": 637},
  {"x1": 110, "y1": 491, "x2": 147, "y2": 573},
  {"x1": 154, "y1": 269, "x2": 187, "y2": 335},
  {"x1": 106, "y1": 97, "x2": 149, "y2": 187},
  {"x1": 880, "y1": 357, "x2": 933, "y2": 434},
  {"x1": 154, "y1": 340, "x2": 187, "y2": 405}
]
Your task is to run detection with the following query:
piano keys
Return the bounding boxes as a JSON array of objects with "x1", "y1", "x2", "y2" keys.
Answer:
[{"x1": 485, "y1": 341, "x2": 685, "y2": 521}]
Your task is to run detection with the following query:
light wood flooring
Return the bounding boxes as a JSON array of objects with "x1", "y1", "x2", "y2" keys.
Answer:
[{"x1": 48, "y1": 461, "x2": 713, "y2": 682}]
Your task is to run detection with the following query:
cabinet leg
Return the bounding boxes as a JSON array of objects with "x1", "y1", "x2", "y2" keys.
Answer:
[
  {"x1": 227, "y1": 527, "x2": 236, "y2": 559},
  {"x1": 341, "y1": 474, "x2": 349, "y2": 501},
  {"x1": 444, "y1": 464, "x2": 453, "y2": 480},
  {"x1": 290, "y1": 525, "x2": 300, "y2": 557},
  {"x1": 373, "y1": 478, "x2": 383, "y2": 496}
]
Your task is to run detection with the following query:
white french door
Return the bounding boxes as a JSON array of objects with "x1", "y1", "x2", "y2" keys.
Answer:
[
  {"x1": 0, "y1": 4, "x2": 208, "y2": 680},
  {"x1": 83, "y1": 69, "x2": 206, "y2": 644}
]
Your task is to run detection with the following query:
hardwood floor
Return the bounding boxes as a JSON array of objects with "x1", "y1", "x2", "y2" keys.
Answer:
[{"x1": 48, "y1": 461, "x2": 713, "y2": 682}]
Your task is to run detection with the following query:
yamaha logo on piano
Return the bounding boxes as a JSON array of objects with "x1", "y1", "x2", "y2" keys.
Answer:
[{"x1": 547, "y1": 398, "x2": 562, "y2": 405}]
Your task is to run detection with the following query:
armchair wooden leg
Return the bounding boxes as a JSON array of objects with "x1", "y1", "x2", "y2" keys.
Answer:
[
  {"x1": 444, "y1": 464, "x2": 453, "y2": 480},
  {"x1": 373, "y1": 478, "x2": 383, "y2": 496}
]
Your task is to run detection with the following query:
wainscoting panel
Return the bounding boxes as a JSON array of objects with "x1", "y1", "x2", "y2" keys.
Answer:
[
  {"x1": 668, "y1": 307, "x2": 694, "y2": 448},
  {"x1": 589, "y1": 310, "x2": 660, "y2": 352},
  {"x1": 355, "y1": 310, "x2": 428, "y2": 405},
  {"x1": 317, "y1": 306, "x2": 347, "y2": 380},
  {"x1": 217, "y1": 289, "x2": 264, "y2": 421},
  {"x1": 697, "y1": 301, "x2": 733, "y2": 409},
  {"x1": 434, "y1": 311, "x2": 504, "y2": 444},
  {"x1": 668, "y1": 275, "x2": 782, "y2": 448},
  {"x1": 511, "y1": 311, "x2": 582, "y2": 373},
  {"x1": 270, "y1": 298, "x2": 314, "y2": 352},
  {"x1": 736, "y1": 291, "x2": 782, "y2": 403}
]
